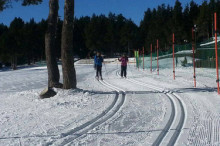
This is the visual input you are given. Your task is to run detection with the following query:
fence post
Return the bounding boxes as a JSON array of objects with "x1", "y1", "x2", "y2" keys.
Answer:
[
  {"x1": 173, "y1": 33, "x2": 175, "y2": 80},
  {"x1": 192, "y1": 28, "x2": 196, "y2": 88},
  {"x1": 151, "y1": 44, "x2": 152, "y2": 73},
  {"x1": 143, "y1": 47, "x2": 144, "y2": 70},
  {"x1": 214, "y1": 12, "x2": 220, "y2": 94},
  {"x1": 157, "y1": 39, "x2": 159, "y2": 75}
]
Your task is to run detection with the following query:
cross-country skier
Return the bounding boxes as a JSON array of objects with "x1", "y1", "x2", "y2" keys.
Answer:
[
  {"x1": 94, "y1": 52, "x2": 104, "y2": 80},
  {"x1": 118, "y1": 53, "x2": 129, "y2": 78}
]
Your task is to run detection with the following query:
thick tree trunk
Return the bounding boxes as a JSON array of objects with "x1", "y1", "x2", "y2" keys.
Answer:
[
  {"x1": 61, "y1": 0, "x2": 77, "y2": 89},
  {"x1": 45, "y1": 0, "x2": 62, "y2": 88}
]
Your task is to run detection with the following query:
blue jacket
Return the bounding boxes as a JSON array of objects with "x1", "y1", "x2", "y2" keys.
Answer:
[{"x1": 94, "y1": 55, "x2": 103, "y2": 66}]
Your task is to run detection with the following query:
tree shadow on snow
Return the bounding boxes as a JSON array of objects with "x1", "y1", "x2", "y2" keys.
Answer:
[{"x1": 173, "y1": 87, "x2": 217, "y2": 94}]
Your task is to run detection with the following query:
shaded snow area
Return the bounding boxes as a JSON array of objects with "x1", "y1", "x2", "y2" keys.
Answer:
[{"x1": 0, "y1": 58, "x2": 220, "y2": 146}]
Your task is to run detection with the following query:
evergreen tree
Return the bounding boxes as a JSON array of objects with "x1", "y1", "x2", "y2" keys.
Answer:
[
  {"x1": 61, "y1": 0, "x2": 76, "y2": 89},
  {"x1": 0, "y1": 0, "x2": 42, "y2": 12},
  {"x1": 73, "y1": 16, "x2": 90, "y2": 58},
  {"x1": 7, "y1": 17, "x2": 24, "y2": 69},
  {"x1": 189, "y1": 0, "x2": 199, "y2": 27},
  {"x1": 183, "y1": 4, "x2": 191, "y2": 42},
  {"x1": 196, "y1": 1, "x2": 211, "y2": 41},
  {"x1": 172, "y1": 0, "x2": 185, "y2": 44},
  {"x1": 45, "y1": 0, "x2": 62, "y2": 88},
  {"x1": 105, "y1": 13, "x2": 117, "y2": 57}
]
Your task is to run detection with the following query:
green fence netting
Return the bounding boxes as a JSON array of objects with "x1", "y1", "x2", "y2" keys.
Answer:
[
  {"x1": 135, "y1": 39, "x2": 220, "y2": 69},
  {"x1": 35, "y1": 61, "x2": 47, "y2": 66}
]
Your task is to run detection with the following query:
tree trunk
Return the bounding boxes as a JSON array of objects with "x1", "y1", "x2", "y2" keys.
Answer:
[
  {"x1": 61, "y1": 0, "x2": 77, "y2": 89},
  {"x1": 45, "y1": 0, "x2": 62, "y2": 88}
]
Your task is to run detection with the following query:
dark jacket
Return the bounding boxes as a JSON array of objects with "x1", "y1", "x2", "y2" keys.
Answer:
[{"x1": 94, "y1": 55, "x2": 103, "y2": 66}]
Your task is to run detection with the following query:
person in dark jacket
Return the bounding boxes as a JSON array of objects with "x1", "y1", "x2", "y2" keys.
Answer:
[
  {"x1": 94, "y1": 52, "x2": 104, "y2": 80},
  {"x1": 118, "y1": 53, "x2": 129, "y2": 78}
]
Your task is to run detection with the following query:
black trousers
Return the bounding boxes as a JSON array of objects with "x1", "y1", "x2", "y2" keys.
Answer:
[
  {"x1": 121, "y1": 66, "x2": 127, "y2": 77},
  {"x1": 96, "y1": 65, "x2": 102, "y2": 77}
]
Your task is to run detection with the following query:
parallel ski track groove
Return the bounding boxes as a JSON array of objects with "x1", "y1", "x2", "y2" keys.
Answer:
[
  {"x1": 128, "y1": 78, "x2": 185, "y2": 146},
  {"x1": 116, "y1": 70, "x2": 185, "y2": 146},
  {"x1": 50, "y1": 78, "x2": 126, "y2": 145}
]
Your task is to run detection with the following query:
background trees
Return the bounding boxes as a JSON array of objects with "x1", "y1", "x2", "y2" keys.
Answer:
[
  {"x1": 84, "y1": 14, "x2": 138, "y2": 57},
  {"x1": 139, "y1": 0, "x2": 220, "y2": 52},
  {"x1": 0, "y1": 0, "x2": 45, "y2": 69},
  {"x1": 0, "y1": 18, "x2": 25, "y2": 69},
  {"x1": 0, "y1": 18, "x2": 46, "y2": 67},
  {"x1": 1, "y1": 0, "x2": 220, "y2": 67}
]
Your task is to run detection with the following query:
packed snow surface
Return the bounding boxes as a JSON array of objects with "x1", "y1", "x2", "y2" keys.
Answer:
[{"x1": 0, "y1": 58, "x2": 220, "y2": 146}]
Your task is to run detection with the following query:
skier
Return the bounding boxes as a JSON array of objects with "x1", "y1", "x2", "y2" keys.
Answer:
[
  {"x1": 118, "y1": 53, "x2": 129, "y2": 78},
  {"x1": 94, "y1": 52, "x2": 104, "y2": 80}
]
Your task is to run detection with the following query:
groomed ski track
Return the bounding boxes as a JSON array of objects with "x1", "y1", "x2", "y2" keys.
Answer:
[
  {"x1": 116, "y1": 70, "x2": 187, "y2": 146},
  {"x1": 48, "y1": 77, "x2": 126, "y2": 145}
]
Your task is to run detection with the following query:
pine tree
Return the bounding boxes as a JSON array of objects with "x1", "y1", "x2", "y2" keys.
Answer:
[
  {"x1": 172, "y1": 0, "x2": 185, "y2": 44},
  {"x1": 45, "y1": 0, "x2": 62, "y2": 88},
  {"x1": 0, "y1": 0, "x2": 42, "y2": 12},
  {"x1": 61, "y1": 0, "x2": 77, "y2": 89},
  {"x1": 196, "y1": 1, "x2": 211, "y2": 41}
]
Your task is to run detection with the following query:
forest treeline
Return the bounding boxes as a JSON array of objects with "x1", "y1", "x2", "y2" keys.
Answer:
[{"x1": 0, "y1": 0, "x2": 220, "y2": 66}]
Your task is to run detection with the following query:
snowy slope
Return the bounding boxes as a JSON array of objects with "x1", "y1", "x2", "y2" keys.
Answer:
[{"x1": 0, "y1": 58, "x2": 220, "y2": 145}]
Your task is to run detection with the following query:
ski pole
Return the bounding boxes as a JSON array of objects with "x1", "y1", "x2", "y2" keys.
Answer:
[
  {"x1": 104, "y1": 62, "x2": 107, "y2": 73},
  {"x1": 128, "y1": 62, "x2": 134, "y2": 78},
  {"x1": 104, "y1": 62, "x2": 110, "y2": 79}
]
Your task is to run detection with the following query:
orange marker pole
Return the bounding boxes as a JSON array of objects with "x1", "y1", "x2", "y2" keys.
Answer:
[
  {"x1": 157, "y1": 39, "x2": 159, "y2": 75},
  {"x1": 143, "y1": 47, "x2": 144, "y2": 70},
  {"x1": 214, "y1": 12, "x2": 220, "y2": 94},
  {"x1": 151, "y1": 44, "x2": 152, "y2": 73},
  {"x1": 192, "y1": 28, "x2": 196, "y2": 88},
  {"x1": 155, "y1": 45, "x2": 156, "y2": 72},
  {"x1": 173, "y1": 33, "x2": 175, "y2": 80}
]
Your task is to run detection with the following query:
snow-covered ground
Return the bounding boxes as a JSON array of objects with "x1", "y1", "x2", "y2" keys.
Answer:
[
  {"x1": 0, "y1": 58, "x2": 220, "y2": 146},
  {"x1": 199, "y1": 36, "x2": 220, "y2": 47}
]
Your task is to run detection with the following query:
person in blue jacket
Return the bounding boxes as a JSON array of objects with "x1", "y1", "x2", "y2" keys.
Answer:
[{"x1": 94, "y1": 52, "x2": 104, "y2": 80}]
